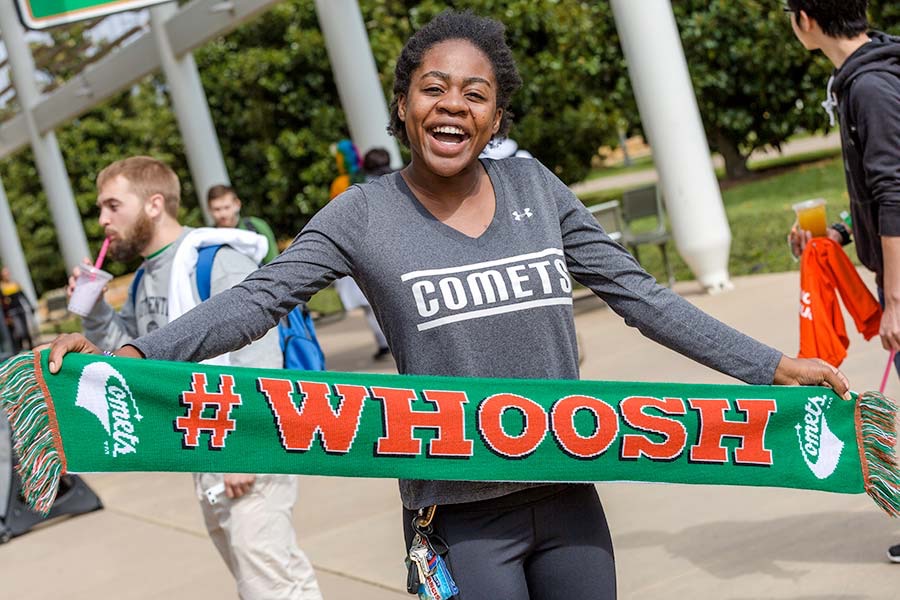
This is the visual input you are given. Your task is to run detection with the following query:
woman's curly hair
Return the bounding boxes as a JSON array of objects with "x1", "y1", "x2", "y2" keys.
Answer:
[{"x1": 387, "y1": 10, "x2": 523, "y2": 147}]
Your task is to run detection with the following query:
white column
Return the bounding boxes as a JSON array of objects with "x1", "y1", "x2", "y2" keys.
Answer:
[
  {"x1": 315, "y1": 0, "x2": 403, "y2": 168},
  {"x1": 611, "y1": 0, "x2": 733, "y2": 292},
  {"x1": 0, "y1": 2, "x2": 90, "y2": 274},
  {"x1": 150, "y1": 2, "x2": 228, "y2": 225},
  {"x1": 0, "y1": 178, "x2": 37, "y2": 309}
]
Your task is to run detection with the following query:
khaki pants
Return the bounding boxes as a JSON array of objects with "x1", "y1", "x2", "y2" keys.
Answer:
[{"x1": 194, "y1": 473, "x2": 323, "y2": 600}]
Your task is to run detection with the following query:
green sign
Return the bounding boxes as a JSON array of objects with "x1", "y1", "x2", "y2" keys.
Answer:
[{"x1": 16, "y1": 0, "x2": 170, "y2": 30}]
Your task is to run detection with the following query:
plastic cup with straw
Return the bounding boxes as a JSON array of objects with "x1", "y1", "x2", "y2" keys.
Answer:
[{"x1": 67, "y1": 238, "x2": 114, "y2": 317}]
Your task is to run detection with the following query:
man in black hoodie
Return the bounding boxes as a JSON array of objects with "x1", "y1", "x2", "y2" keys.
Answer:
[{"x1": 787, "y1": 0, "x2": 900, "y2": 564}]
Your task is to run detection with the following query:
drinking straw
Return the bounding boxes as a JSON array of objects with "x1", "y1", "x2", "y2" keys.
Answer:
[
  {"x1": 880, "y1": 350, "x2": 896, "y2": 394},
  {"x1": 94, "y1": 237, "x2": 110, "y2": 270},
  {"x1": 87, "y1": 237, "x2": 110, "y2": 283}
]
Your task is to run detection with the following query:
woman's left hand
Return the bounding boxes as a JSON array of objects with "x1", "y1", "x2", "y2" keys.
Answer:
[{"x1": 773, "y1": 355, "x2": 851, "y2": 400}]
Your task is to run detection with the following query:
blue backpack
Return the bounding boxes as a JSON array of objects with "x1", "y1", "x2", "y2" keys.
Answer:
[{"x1": 130, "y1": 244, "x2": 325, "y2": 371}]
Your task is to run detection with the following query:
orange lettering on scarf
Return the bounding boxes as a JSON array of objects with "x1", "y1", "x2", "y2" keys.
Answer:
[
  {"x1": 688, "y1": 398, "x2": 777, "y2": 465},
  {"x1": 370, "y1": 387, "x2": 473, "y2": 457},
  {"x1": 550, "y1": 395, "x2": 619, "y2": 458},
  {"x1": 619, "y1": 396, "x2": 687, "y2": 461},
  {"x1": 478, "y1": 394, "x2": 547, "y2": 458},
  {"x1": 257, "y1": 378, "x2": 367, "y2": 453}
]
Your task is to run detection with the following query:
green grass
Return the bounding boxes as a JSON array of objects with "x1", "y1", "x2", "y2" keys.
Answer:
[
  {"x1": 581, "y1": 147, "x2": 843, "y2": 207},
  {"x1": 39, "y1": 315, "x2": 83, "y2": 336},
  {"x1": 585, "y1": 155, "x2": 655, "y2": 181},
  {"x1": 584, "y1": 155, "x2": 851, "y2": 284},
  {"x1": 724, "y1": 157, "x2": 851, "y2": 277},
  {"x1": 580, "y1": 186, "x2": 627, "y2": 207},
  {"x1": 585, "y1": 142, "x2": 841, "y2": 183},
  {"x1": 738, "y1": 146, "x2": 842, "y2": 173},
  {"x1": 306, "y1": 286, "x2": 345, "y2": 316}
]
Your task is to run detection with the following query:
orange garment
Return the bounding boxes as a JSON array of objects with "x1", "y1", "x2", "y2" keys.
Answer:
[
  {"x1": 329, "y1": 174, "x2": 351, "y2": 200},
  {"x1": 798, "y1": 237, "x2": 881, "y2": 367}
]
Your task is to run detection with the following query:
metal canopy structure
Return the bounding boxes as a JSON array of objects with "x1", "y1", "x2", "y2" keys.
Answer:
[
  {"x1": 0, "y1": 0, "x2": 405, "y2": 306},
  {"x1": 0, "y1": 0, "x2": 282, "y2": 160},
  {"x1": 0, "y1": 0, "x2": 731, "y2": 311},
  {"x1": 15, "y1": 0, "x2": 170, "y2": 30}
]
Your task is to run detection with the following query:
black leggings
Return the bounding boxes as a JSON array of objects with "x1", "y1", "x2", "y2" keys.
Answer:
[{"x1": 403, "y1": 484, "x2": 616, "y2": 599}]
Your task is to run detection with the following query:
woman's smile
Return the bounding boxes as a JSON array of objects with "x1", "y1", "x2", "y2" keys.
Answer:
[{"x1": 426, "y1": 122, "x2": 472, "y2": 155}]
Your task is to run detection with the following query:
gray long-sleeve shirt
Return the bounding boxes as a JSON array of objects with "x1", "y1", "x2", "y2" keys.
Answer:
[{"x1": 131, "y1": 158, "x2": 782, "y2": 509}]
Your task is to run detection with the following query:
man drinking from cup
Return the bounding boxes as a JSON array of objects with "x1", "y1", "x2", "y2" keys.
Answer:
[{"x1": 64, "y1": 156, "x2": 323, "y2": 599}]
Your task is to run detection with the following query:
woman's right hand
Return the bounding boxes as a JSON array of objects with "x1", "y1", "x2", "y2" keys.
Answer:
[
  {"x1": 47, "y1": 333, "x2": 102, "y2": 373},
  {"x1": 772, "y1": 355, "x2": 851, "y2": 400}
]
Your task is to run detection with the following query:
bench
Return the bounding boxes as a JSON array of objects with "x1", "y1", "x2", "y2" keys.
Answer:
[
  {"x1": 587, "y1": 200, "x2": 624, "y2": 243},
  {"x1": 41, "y1": 292, "x2": 70, "y2": 336}
]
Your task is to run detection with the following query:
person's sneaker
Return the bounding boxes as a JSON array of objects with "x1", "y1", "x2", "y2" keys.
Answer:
[
  {"x1": 888, "y1": 544, "x2": 900, "y2": 563},
  {"x1": 373, "y1": 346, "x2": 391, "y2": 361}
]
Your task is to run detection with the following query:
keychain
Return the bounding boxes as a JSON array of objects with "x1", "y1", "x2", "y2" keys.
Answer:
[{"x1": 405, "y1": 506, "x2": 458, "y2": 600}]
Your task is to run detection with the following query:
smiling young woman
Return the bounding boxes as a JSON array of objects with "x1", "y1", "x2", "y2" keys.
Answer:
[
  {"x1": 360, "y1": 11, "x2": 842, "y2": 597},
  {"x1": 51, "y1": 9, "x2": 851, "y2": 600},
  {"x1": 395, "y1": 39, "x2": 505, "y2": 237}
]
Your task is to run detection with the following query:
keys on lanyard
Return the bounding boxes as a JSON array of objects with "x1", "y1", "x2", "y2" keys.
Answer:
[{"x1": 405, "y1": 508, "x2": 459, "y2": 600}]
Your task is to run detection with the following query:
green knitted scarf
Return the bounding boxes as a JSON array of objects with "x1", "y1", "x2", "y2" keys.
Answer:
[{"x1": 1, "y1": 350, "x2": 897, "y2": 517}]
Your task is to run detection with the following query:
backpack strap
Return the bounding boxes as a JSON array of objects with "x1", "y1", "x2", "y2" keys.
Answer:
[
  {"x1": 240, "y1": 217, "x2": 259, "y2": 234},
  {"x1": 131, "y1": 244, "x2": 225, "y2": 309},
  {"x1": 129, "y1": 266, "x2": 145, "y2": 311},
  {"x1": 196, "y1": 244, "x2": 225, "y2": 302}
]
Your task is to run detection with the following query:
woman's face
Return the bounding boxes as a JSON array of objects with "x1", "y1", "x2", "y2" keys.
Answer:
[{"x1": 398, "y1": 39, "x2": 502, "y2": 178}]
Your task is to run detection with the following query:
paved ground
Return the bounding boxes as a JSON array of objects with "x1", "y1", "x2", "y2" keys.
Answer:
[
  {"x1": 570, "y1": 132, "x2": 842, "y2": 197},
  {"x1": 2, "y1": 268, "x2": 899, "y2": 599}
]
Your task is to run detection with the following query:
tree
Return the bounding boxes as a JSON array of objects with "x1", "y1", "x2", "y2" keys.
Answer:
[
  {"x1": 194, "y1": 1, "x2": 341, "y2": 236},
  {"x1": 1, "y1": 81, "x2": 198, "y2": 293},
  {"x1": 195, "y1": 0, "x2": 629, "y2": 239},
  {"x1": 0, "y1": 22, "x2": 199, "y2": 292},
  {"x1": 10, "y1": 0, "x2": 872, "y2": 292},
  {"x1": 8, "y1": 1, "x2": 612, "y2": 291},
  {"x1": 671, "y1": 0, "x2": 832, "y2": 179},
  {"x1": 870, "y1": 0, "x2": 900, "y2": 32}
]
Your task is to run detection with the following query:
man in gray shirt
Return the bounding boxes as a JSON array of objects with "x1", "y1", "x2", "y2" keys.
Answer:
[{"x1": 67, "y1": 156, "x2": 322, "y2": 600}]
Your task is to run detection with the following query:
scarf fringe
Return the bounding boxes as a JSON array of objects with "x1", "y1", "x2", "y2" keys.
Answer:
[
  {"x1": 0, "y1": 352, "x2": 61, "y2": 515},
  {"x1": 858, "y1": 391, "x2": 900, "y2": 516}
]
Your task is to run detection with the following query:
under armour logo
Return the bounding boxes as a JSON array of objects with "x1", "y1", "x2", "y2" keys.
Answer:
[{"x1": 512, "y1": 208, "x2": 533, "y2": 221}]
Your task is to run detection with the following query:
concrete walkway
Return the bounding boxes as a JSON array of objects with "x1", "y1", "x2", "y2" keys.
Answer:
[
  {"x1": 1, "y1": 270, "x2": 898, "y2": 599},
  {"x1": 570, "y1": 131, "x2": 842, "y2": 197}
]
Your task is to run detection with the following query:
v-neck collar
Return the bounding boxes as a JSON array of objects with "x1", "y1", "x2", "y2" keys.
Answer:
[{"x1": 395, "y1": 158, "x2": 505, "y2": 246}]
